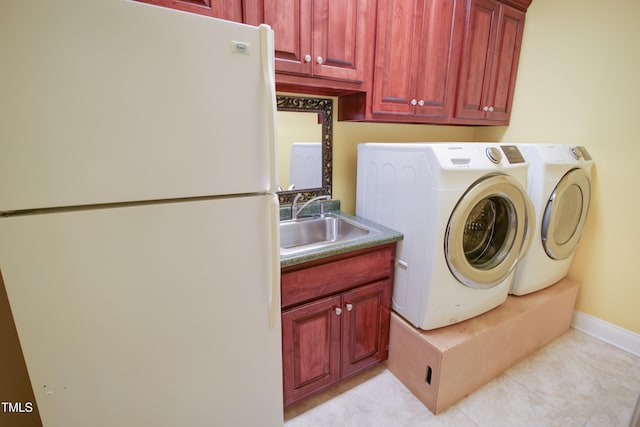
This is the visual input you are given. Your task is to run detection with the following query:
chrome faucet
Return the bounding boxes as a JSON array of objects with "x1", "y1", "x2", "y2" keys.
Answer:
[{"x1": 291, "y1": 194, "x2": 331, "y2": 219}]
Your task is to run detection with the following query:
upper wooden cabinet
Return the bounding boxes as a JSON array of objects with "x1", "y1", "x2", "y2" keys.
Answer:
[
  {"x1": 454, "y1": 0, "x2": 526, "y2": 124},
  {"x1": 245, "y1": 0, "x2": 376, "y2": 94},
  {"x1": 135, "y1": 0, "x2": 243, "y2": 21},
  {"x1": 340, "y1": 0, "x2": 530, "y2": 125},
  {"x1": 341, "y1": 0, "x2": 464, "y2": 123}
]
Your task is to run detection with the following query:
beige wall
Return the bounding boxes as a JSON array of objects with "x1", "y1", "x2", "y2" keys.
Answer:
[
  {"x1": 476, "y1": 0, "x2": 640, "y2": 334},
  {"x1": 327, "y1": 0, "x2": 640, "y2": 334}
]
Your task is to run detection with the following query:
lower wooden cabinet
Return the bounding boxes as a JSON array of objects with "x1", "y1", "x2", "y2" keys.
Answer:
[{"x1": 281, "y1": 244, "x2": 395, "y2": 406}]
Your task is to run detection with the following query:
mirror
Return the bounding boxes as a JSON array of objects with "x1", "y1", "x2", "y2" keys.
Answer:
[{"x1": 276, "y1": 95, "x2": 333, "y2": 205}]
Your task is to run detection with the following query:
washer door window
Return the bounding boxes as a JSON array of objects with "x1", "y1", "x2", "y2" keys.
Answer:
[
  {"x1": 542, "y1": 168, "x2": 591, "y2": 260},
  {"x1": 445, "y1": 174, "x2": 534, "y2": 289}
]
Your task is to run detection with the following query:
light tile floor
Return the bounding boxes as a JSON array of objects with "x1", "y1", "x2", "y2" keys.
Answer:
[{"x1": 284, "y1": 329, "x2": 640, "y2": 427}]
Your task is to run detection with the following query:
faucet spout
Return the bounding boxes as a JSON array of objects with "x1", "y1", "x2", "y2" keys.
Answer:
[{"x1": 291, "y1": 194, "x2": 331, "y2": 219}]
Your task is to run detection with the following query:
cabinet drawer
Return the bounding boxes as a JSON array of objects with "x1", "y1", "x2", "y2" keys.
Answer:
[{"x1": 281, "y1": 245, "x2": 395, "y2": 308}]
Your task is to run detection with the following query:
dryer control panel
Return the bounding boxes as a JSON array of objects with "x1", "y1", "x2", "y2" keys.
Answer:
[{"x1": 500, "y1": 145, "x2": 526, "y2": 164}]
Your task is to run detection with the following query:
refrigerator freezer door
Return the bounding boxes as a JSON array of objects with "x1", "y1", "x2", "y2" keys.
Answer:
[
  {"x1": 0, "y1": 1, "x2": 276, "y2": 212},
  {"x1": 0, "y1": 196, "x2": 283, "y2": 427}
]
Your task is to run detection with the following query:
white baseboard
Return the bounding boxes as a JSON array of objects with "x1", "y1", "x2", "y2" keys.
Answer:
[{"x1": 571, "y1": 311, "x2": 640, "y2": 357}]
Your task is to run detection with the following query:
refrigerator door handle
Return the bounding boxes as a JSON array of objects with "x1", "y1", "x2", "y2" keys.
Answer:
[
  {"x1": 268, "y1": 193, "x2": 281, "y2": 328},
  {"x1": 259, "y1": 24, "x2": 278, "y2": 194}
]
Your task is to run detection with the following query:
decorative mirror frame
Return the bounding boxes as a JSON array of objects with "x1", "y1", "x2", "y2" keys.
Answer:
[{"x1": 276, "y1": 95, "x2": 333, "y2": 205}]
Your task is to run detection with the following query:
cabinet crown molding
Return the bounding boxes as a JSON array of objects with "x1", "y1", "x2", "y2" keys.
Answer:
[{"x1": 501, "y1": 0, "x2": 532, "y2": 11}]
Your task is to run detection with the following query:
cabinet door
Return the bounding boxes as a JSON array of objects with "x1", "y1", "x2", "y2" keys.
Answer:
[
  {"x1": 455, "y1": 0, "x2": 525, "y2": 123},
  {"x1": 371, "y1": 0, "x2": 463, "y2": 119},
  {"x1": 484, "y1": 4, "x2": 525, "y2": 122},
  {"x1": 263, "y1": 0, "x2": 313, "y2": 76},
  {"x1": 135, "y1": 0, "x2": 243, "y2": 21},
  {"x1": 341, "y1": 279, "x2": 392, "y2": 378},
  {"x1": 371, "y1": 0, "x2": 423, "y2": 116},
  {"x1": 414, "y1": 0, "x2": 464, "y2": 119},
  {"x1": 455, "y1": 0, "x2": 499, "y2": 121},
  {"x1": 260, "y1": 0, "x2": 368, "y2": 82},
  {"x1": 282, "y1": 295, "x2": 342, "y2": 406},
  {"x1": 311, "y1": 0, "x2": 369, "y2": 82}
]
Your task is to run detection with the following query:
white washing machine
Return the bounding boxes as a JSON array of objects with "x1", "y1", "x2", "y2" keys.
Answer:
[
  {"x1": 356, "y1": 143, "x2": 535, "y2": 330},
  {"x1": 510, "y1": 144, "x2": 593, "y2": 296}
]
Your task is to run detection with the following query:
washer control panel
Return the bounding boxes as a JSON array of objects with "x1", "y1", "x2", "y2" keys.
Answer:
[
  {"x1": 500, "y1": 145, "x2": 526, "y2": 164},
  {"x1": 434, "y1": 143, "x2": 529, "y2": 169}
]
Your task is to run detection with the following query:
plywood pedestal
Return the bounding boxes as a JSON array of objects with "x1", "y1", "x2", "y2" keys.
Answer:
[{"x1": 387, "y1": 278, "x2": 579, "y2": 414}]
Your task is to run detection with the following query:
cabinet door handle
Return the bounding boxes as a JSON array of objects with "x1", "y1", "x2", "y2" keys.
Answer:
[
  {"x1": 335, "y1": 307, "x2": 342, "y2": 315},
  {"x1": 483, "y1": 106, "x2": 489, "y2": 112},
  {"x1": 488, "y1": 106, "x2": 494, "y2": 112},
  {"x1": 345, "y1": 303, "x2": 353, "y2": 311},
  {"x1": 316, "y1": 56, "x2": 324, "y2": 65},
  {"x1": 410, "y1": 99, "x2": 417, "y2": 106},
  {"x1": 418, "y1": 100, "x2": 425, "y2": 107},
  {"x1": 304, "y1": 54, "x2": 312, "y2": 63}
]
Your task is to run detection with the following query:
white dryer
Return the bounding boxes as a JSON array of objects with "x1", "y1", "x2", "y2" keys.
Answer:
[
  {"x1": 510, "y1": 144, "x2": 593, "y2": 296},
  {"x1": 356, "y1": 143, "x2": 534, "y2": 330}
]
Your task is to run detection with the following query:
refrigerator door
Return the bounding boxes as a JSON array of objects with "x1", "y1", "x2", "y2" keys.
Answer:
[
  {"x1": 0, "y1": 0, "x2": 277, "y2": 212},
  {"x1": 0, "y1": 195, "x2": 283, "y2": 427}
]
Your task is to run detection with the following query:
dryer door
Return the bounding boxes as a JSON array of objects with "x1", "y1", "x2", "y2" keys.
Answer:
[
  {"x1": 541, "y1": 168, "x2": 591, "y2": 260},
  {"x1": 445, "y1": 174, "x2": 534, "y2": 289}
]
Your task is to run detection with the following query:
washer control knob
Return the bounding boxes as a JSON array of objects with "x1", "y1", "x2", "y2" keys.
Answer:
[
  {"x1": 486, "y1": 147, "x2": 502, "y2": 164},
  {"x1": 570, "y1": 146, "x2": 583, "y2": 160}
]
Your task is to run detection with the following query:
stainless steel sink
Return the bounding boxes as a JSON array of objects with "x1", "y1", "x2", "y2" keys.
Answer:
[{"x1": 280, "y1": 213, "x2": 379, "y2": 255}]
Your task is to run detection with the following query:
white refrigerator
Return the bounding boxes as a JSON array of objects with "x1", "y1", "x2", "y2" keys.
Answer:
[{"x1": 0, "y1": 1, "x2": 283, "y2": 426}]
